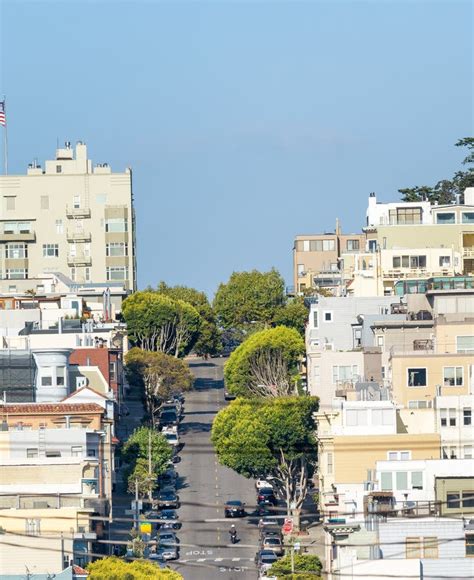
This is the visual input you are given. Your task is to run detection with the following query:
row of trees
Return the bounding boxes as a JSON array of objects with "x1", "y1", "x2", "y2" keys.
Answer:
[{"x1": 122, "y1": 270, "x2": 309, "y2": 360}]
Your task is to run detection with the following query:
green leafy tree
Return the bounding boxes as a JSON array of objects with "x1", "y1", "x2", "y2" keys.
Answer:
[
  {"x1": 125, "y1": 348, "x2": 194, "y2": 420},
  {"x1": 224, "y1": 326, "x2": 305, "y2": 397},
  {"x1": 211, "y1": 396, "x2": 318, "y2": 530},
  {"x1": 273, "y1": 297, "x2": 309, "y2": 336},
  {"x1": 87, "y1": 557, "x2": 183, "y2": 579},
  {"x1": 122, "y1": 291, "x2": 201, "y2": 356},
  {"x1": 156, "y1": 282, "x2": 221, "y2": 356},
  {"x1": 123, "y1": 427, "x2": 172, "y2": 497},
  {"x1": 399, "y1": 137, "x2": 474, "y2": 204},
  {"x1": 213, "y1": 269, "x2": 286, "y2": 331},
  {"x1": 268, "y1": 554, "x2": 322, "y2": 578}
]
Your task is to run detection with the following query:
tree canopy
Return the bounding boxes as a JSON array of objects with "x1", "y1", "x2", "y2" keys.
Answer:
[
  {"x1": 213, "y1": 269, "x2": 286, "y2": 331},
  {"x1": 224, "y1": 326, "x2": 305, "y2": 397},
  {"x1": 122, "y1": 291, "x2": 201, "y2": 357},
  {"x1": 268, "y1": 554, "x2": 322, "y2": 578},
  {"x1": 87, "y1": 557, "x2": 183, "y2": 579},
  {"x1": 398, "y1": 137, "x2": 474, "y2": 204},
  {"x1": 156, "y1": 282, "x2": 221, "y2": 356},
  {"x1": 272, "y1": 296, "x2": 309, "y2": 337},
  {"x1": 125, "y1": 348, "x2": 193, "y2": 420},
  {"x1": 123, "y1": 427, "x2": 173, "y2": 496},
  {"x1": 211, "y1": 396, "x2": 318, "y2": 528}
]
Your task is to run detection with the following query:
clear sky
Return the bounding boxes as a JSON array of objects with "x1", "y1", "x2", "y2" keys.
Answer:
[{"x1": 1, "y1": 0, "x2": 472, "y2": 296}]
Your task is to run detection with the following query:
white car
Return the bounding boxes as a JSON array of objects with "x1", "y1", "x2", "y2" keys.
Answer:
[
  {"x1": 256, "y1": 478, "x2": 274, "y2": 490},
  {"x1": 164, "y1": 432, "x2": 179, "y2": 447}
]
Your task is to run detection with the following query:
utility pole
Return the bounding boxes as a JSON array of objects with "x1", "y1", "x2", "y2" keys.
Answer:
[
  {"x1": 290, "y1": 544, "x2": 295, "y2": 574},
  {"x1": 148, "y1": 430, "x2": 152, "y2": 501},
  {"x1": 134, "y1": 478, "x2": 139, "y2": 532}
]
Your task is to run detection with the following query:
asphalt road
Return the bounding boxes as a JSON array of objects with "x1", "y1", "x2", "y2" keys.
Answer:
[{"x1": 171, "y1": 357, "x2": 261, "y2": 580}]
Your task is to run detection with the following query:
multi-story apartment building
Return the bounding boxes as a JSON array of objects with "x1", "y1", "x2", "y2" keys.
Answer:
[
  {"x1": 292, "y1": 221, "x2": 366, "y2": 294},
  {"x1": 0, "y1": 141, "x2": 136, "y2": 290}
]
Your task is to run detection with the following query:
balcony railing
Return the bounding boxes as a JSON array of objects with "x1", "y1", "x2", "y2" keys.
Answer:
[
  {"x1": 67, "y1": 229, "x2": 92, "y2": 242},
  {"x1": 66, "y1": 206, "x2": 91, "y2": 218},
  {"x1": 463, "y1": 248, "x2": 474, "y2": 258},
  {"x1": 0, "y1": 231, "x2": 36, "y2": 242},
  {"x1": 67, "y1": 254, "x2": 92, "y2": 266}
]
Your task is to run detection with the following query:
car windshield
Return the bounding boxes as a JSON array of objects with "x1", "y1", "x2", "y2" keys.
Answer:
[
  {"x1": 162, "y1": 510, "x2": 176, "y2": 518},
  {"x1": 227, "y1": 501, "x2": 242, "y2": 506},
  {"x1": 265, "y1": 538, "x2": 280, "y2": 545},
  {"x1": 161, "y1": 492, "x2": 175, "y2": 499},
  {"x1": 260, "y1": 489, "x2": 273, "y2": 495},
  {"x1": 261, "y1": 554, "x2": 278, "y2": 562},
  {"x1": 160, "y1": 412, "x2": 177, "y2": 419}
]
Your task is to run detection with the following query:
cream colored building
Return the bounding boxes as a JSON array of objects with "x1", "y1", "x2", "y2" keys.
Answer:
[{"x1": 0, "y1": 141, "x2": 136, "y2": 290}]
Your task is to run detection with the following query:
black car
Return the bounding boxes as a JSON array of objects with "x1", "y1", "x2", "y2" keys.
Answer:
[
  {"x1": 158, "y1": 468, "x2": 178, "y2": 488},
  {"x1": 224, "y1": 500, "x2": 246, "y2": 518},
  {"x1": 159, "y1": 410, "x2": 178, "y2": 427},
  {"x1": 224, "y1": 390, "x2": 236, "y2": 401},
  {"x1": 257, "y1": 487, "x2": 277, "y2": 506},
  {"x1": 158, "y1": 509, "x2": 180, "y2": 530},
  {"x1": 158, "y1": 490, "x2": 179, "y2": 509}
]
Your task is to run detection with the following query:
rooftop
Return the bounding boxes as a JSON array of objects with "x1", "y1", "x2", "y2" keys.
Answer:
[{"x1": 0, "y1": 402, "x2": 104, "y2": 415}]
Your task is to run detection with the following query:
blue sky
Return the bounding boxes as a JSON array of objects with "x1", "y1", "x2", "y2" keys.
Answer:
[{"x1": 1, "y1": 0, "x2": 472, "y2": 296}]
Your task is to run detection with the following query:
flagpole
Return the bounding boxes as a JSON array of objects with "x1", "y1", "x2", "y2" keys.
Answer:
[{"x1": 2, "y1": 97, "x2": 8, "y2": 175}]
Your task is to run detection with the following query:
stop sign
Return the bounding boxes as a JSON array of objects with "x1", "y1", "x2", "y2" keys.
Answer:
[{"x1": 282, "y1": 517, "x2": 294, "y2": 534}]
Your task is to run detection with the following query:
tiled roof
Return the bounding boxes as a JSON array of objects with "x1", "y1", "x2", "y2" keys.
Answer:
[
  {"x1": 0, "y1": 402, "x2": 104, "y2": 415},
  {"x1": 73, "y1": 564, "x2": 89, "y2": 576}
]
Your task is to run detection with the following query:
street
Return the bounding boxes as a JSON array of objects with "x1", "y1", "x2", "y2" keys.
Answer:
[{"x1": 171, "y1": 357, "x2": 260, "y2": 580}]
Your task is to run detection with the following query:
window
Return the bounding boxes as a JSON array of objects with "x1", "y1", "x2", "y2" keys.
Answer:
[
  {"x1": 96, "y1": 194, "x2": 107, "y2": 204},
  {"x1": 55, "y1": 219, "x2": 63, "y2": 234},
  {"x1": 381, "y1": 472, "x2": 392, "y2": 491},
  {"x1": 447, "y1": 492, "x2": 460, "y2": 508},
  {"x1": 45, "y1": 450, "x2": 61, "y2": 457},
  {"x1": 423, "y1": 537, "x2": 438, "y2": 559},
  {"x1": 464, "y1": 408, "x2": 472, "y2": 426},
  {"x1": 43, "y1": 244, "x2": 59, "y2": 258},
  {"x1": 372, "y1": 409, "x2": 393, "y2": 426},
  {"x1": 3, "y1": 221, "x2": 31, "y2": 234},
  {"x1": 389, "y1": 207, "x2": 422, "y2": 225},
  {"x1": 313, "y1": 365, "x2": 320, "y2": 385},
  {"x1": 387, "y1": 450, "x2": 411, "y2": 461},
  {"x1": 464, "y1": 445, "x2": 473, "y2": 459},
  {"x1": 40, "y1": 195, "x2": 49, "y2": 210},
  {"x1": 346, "y1": 409, "x2": 368, "y2": 426},
  {"x1": 456, "y1": 336, "x2": 474, "y2": 353},
  {"x1": 443, "y1": 366, "x2": 463, "y2": 386},
  {"x1": 466, "y1": 534, "x2": 474, "y2": 556},
  {"x1": 332, "y1": 365, "x2": 359, "y2": 383},
  {"x1": 71, "y1": 446, "x2": 83, "y2": 457},
  {"x1": 56, "y1": 366, "x2": 65, "y2": 386},
  {"x1": 327, "y1": 452, "x2": 333, "y2": 475},
  {"x1": 87, "y1": 448, "x2": 97, "y2": 457},
  {"x1": 406, "y1": 537, "x2": 422, "y2": 559},
  {"x1": 4, "y1": 196, "x2": 16, "y2": 211},
  {"x1": 388, "y1": 452, "x2": 398, "y2": 461},
  {"x1": 313, "y1": 310, "x2": 318, "y2": 328},
  {"x1": 56, "y1": 165, "x2": 62, "y2": 173},
  {"x1": 323, "y1": 239, "x2": 335, "y2": 251},
  {"x1": 407, "y1": 368, "x2": 427, "y2": 387},
  {"x1": 411, "y1": 471, "x2": 423, "y2": 490},
  {"x1": 406, "y1": 537, "x2": 438, "y2": 559},
  {"x1": 5, "y1": 243, "x2": 27, "y2": 259},
  {"x1": 109, "y1": 361, "x2": 116, "y2": 381},
  {"x1": 347, "y1": 239, "x2": 360, "y2": 251},
  {"x1": 70, "y1": 267, "x2": 76, "y2": 282},
  {"x1": 85, "y1": 267, "x2": 91, "y2": 282},
  {"x1": 6, "y1": 269, "x2": 27, "y2": 279},
  {"x1": 436, "y1": 212, "x2": 455, "y2": 224},
  {"x1": 440, "y1": 408, "x2": 457, "y2": 427},
  {"x1": 463, "y1": 491, "x2": 474, "y2": 508},
  {"x1": 396, "y1": 471, "x2": 408, "y2": 490},
  {"x1": 324, "y1": 311, "x2": 333, "y2": 322},
  {"x1": 439, "y1": 255, "x2": 451, "y2": 267},
  {"x1": 462, "y1": 212, "x2": 474, "y2": 224},
  {"x1": 410, "y1": 255, "x2": 427, "y2": 268},
  {"x1": 73, "y1": 195, "x2": 81, "y2": 208},
  {"x1": 106, "y1": 242, "x2": 128, "y2": 257},
  {"x1": 377, "y1": 335, "x2": 384, "y2": 347},
  {"x1": 105, "y1": 218, "x2": 128, "y2": 233},
  {"x1": 368, "y1": 239, "x2": 377, "y2": 252},
  {"x1": 26, "y1": 448, "x2": 38, "y2": 458},
  {"x1": 41, "y1": 368, "x2": 53, "y2": 387},
  {"x1": 25, "y1": 519, "x2": 41, "y2": 536},
  {"x1": 106, "y1": 266, "x2": 128, "y2": 281}
]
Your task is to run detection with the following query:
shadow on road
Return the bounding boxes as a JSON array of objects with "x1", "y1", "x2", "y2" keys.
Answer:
[
  {"x1": 180, "y1": 421, "x2": 213, "y2": 434},
  {"x1": 193, "y1": 377, "x2": 223, "y2": 391},
  {"x1": 188, "y1": 362, "x2": 217, "y2": 368}
]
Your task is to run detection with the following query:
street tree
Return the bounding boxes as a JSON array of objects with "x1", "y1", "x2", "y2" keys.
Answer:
[
  {"x1": 125, "y1": 348, "x2": 194, "y2": 420},
  {"x1": 87, "y1": 557, "x2": 183, "y2": 579},
  {"x1": 123, "y1": 427, "x2": 173, "y2": 496},
  {"x1": 156, "y1": 282, "x2": 221, "y2": 356},
  {"x1": 272, "y1": 296, "x2": 309, "y2": 337},
  {"x1": 224, "y1": 326, "x2": 305, "y2": 397},
  {"x1": 267, "y1": 553, "x2": 322, "y2": 578},
  {"x1": 122, "y1": 291, "x2": 201, "y2": 356},
  {"x1": 398, "y1": 137, "x2": 474, "y2": 204},
  {"x1": 211, "y1": 396, "x2": 318, "y2": 529},
  {"x1": 213, "y1": 269, "x2": 286, "y2": 331}
]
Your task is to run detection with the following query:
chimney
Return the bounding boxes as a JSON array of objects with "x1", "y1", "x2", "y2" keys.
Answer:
[
  {"x1": 464, "y1": 187, "x2": 474, "y2": 206},
  {"x1": 335, "y1": 218, "x2": 341, "y2": 236}
]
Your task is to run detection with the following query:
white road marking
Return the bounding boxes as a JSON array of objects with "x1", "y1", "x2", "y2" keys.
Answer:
[{"x1": 231, "y1": 557, "x2": 240, "y2": 561}]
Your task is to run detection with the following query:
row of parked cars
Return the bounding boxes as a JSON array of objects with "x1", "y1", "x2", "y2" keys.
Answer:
[
  {"x1": 254, "y1": 479, "x2": 285, "y2": 578},
  {"x1": 146, "y1": 394, "x2": 185, "y2": 562}
]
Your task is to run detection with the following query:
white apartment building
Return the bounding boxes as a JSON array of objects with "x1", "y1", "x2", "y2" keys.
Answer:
[
  {"x1": 0, "y1": 141, "x2": 136, "y2": 290},
  {"x1": 366, "y1": 192, "x2": 432, "y2": 227}
]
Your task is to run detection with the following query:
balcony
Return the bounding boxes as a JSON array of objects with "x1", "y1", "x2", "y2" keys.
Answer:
[
  {"x1": 67, "y1": 229, "x2": 91, "y2": 242},
  {"x1": 67, "y1": 254, "x2": 92, "y2": 266},
  {"x1": 66, "y1": 206, "x2": 91, "y2": 218},
  {"x1": 463, "y1": 248, "x2": 474, "y2": 258},
  {"x1": 0, "y1": 231, "x2": 35, "y2": 242}
]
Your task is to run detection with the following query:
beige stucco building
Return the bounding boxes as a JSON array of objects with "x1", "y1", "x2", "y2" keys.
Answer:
[{"x1": 0, "y1": 141, "x2": 136, "y2": 290}]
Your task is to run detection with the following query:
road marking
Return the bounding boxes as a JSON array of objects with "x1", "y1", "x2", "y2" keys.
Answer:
[
  {"x1": 231, "y1": 557, "x2": 240, "y2": 561},
  {"x1": 197, "y1": 558, "x2": 206, "y2": 562},
  {"x1": 215, "y1": 557, "x2": 223, "y2": 562}
]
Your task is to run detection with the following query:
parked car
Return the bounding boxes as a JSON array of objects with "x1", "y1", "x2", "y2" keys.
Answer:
[
  {"x1": 259, "y1": 525, "x2": 282, "y2": 541},
  {"x1": 255, "y1": 549, "x2": 279, "y2": 568},
  {"x1": 224, "y1": 390, "x2": 236, "y2": 401},
  {"x1": 158, "y1": 468, "x2": 178, "y2": 487},
  {"x1": 224, "y1": 500, "x2": 246, "y2": 518},
  {"x1": 256, "y1": 478, "x2": 274, "y2": 491},
  {"x1": 158, "y1": 509, "x2": 180, "y2": 529},
  {"x1": 153, "y1": 544, "x2": 179, "y2": 561},
  {"x1": 163, "y1": 431, "x2": 180, "y2": 447},
  {"x1": 144, "y1": 510, "x2": 161, "y2": 520},
  {"x1": 158, "y1": 489, "x2": 180, "y2": 509},
  {"x1": 159, "y1": 410, "x2": 178, "y2": 427},
  {"x1": 257, "y1": 488, "x2": 277, "y2": 506},
  {"x1": 156, "y1": 530, "x2": 179, "y2": 546},
  {"x1": 260, "y1": 535, "x2": 284, "y2": 556}
]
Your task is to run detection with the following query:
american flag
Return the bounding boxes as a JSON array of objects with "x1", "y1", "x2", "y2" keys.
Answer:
[{"x1": 0, "y1": 101, "x2": 6, "y2": 126}]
